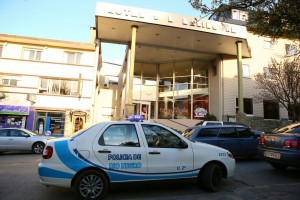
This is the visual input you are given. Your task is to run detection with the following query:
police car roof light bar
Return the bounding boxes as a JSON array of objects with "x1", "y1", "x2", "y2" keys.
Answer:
[{"x1": 125, "y1": 114, "x2": 144, "y2": 122}]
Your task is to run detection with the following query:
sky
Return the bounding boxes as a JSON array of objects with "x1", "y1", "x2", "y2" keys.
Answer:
[{"x1": 0, "y1": 0, "x2": 210, "y2": 64}]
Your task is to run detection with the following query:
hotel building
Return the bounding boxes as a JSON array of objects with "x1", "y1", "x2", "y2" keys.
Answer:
[{"x1": 0, "y1": 2, "x2": 298, "y2": 135}]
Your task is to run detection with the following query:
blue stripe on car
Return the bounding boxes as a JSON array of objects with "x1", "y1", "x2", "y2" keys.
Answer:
[
  {"x1": 108, "y1": 170, "x2": 197, "y2": 181},
  {"x1": 39, "y1": 167, "x2": 73, "y2": 179},
  {"x1": 54, "y1": 140, "x2": 91, "y2": 172},
  {"x1": 72, "y1": 147, "x2": 200, "y2": 181},
  {"x1": 50, "y1": 139, "x2": 200, "y2": 182}
]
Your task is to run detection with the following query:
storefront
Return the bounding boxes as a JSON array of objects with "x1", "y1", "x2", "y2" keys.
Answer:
[
  {"x1": 132, "y1": 61, "x2": 209, "y2": 120},
  {"x1": 34, "y1": 111, "x2": 65, "y2": 136},
  {"x1": 0, "y1": 105, "x2": 34, "y2": 129}
]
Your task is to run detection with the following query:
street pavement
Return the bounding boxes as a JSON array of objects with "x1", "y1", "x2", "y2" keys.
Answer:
[{"x1": 0, "y1": 153, "x2": 300, "y2": 200}]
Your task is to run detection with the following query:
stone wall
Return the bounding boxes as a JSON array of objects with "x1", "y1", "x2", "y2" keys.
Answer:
[{"x1": 223, "y1": 114, "x2": 292, "y2": 133}]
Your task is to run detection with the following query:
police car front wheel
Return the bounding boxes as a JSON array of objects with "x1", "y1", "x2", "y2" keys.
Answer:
[
  {"x1": 74, "y1": 170, "x2": 108, "y2": 200},
  {"x1": 199, "y1": 163, "x2": 223, "y2": 192}
]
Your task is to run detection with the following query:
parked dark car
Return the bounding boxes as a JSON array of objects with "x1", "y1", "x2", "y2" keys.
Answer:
[
  {"x1": 257, "y1": 122, "x2": 300, "y2": 170},
  {"x1": 182, "y1": 125, "x2": 259, "y2": 157},
  {"x1": 194, "y1": 121, "x2": 264, "y2": 136},
  {"x1": 222, "y1": 122, "x2": 265, "y2": 136}
]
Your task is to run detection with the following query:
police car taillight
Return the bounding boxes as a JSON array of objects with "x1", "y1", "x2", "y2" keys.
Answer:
[{"x1": 43, "y1": 146, "x2": 53, "y2": 159}]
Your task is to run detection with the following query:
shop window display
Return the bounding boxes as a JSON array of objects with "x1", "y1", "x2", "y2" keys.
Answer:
[{"x1": 35, "y1": 112, "x2": 65, "y2": 136}]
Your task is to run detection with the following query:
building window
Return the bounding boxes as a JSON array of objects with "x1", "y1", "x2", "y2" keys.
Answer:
[
  {"x1": 263, "y1": 67, "x2": 271, "y2": 78},
  {"x1": 23, "y1": 48, "x2": 42, "y2": 61},
  {"x1": 237, "y1": 64, "x2": 250, "y2": 77},
  {"x1": 288, "y1": 103, "x2": 300, "y2": 121},
  {"x1": 1, "y1": 76, "x2": 18, "y2": 86},
  {"x1": 285, "y1": 44, "x2": 297, "y2": 56},
  {"x1": 231, "y1": 9, "x2": 248, "y2": 21},
  {"x1": 263, "y1": 100, "x2": 279, "y2": 119},
  {"x1": 39, "y1": 78, "x2": 78, "y2": 96},
  {"x1": 63, "y1": 51, "x2": 82, "y2": 64},
  {"x1": 236, "y1": 98, "x2": 253, "y2": 115},
  {"x1": 263, "y1": 40, "x2": 273, "y2": 49},
  {"x1": 263, "y1": 67, "x2": 278, "y2": 79},
  {"x1": 242, "y1": 64, "x2": 250, "y2": 77}
]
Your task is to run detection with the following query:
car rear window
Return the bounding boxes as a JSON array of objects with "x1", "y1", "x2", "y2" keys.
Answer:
[
  {"x1": 196, "y1": 128, "x2": 219, "y2": 138},
  {"x1": 287, "y1": 126, "x2": 300, "y2": 134},
  {"x1": 275, "y1": 124, "x2": 300, "y2": 134}
]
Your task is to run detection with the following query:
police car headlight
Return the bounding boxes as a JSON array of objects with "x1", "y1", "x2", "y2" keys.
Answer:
[{"x1": 227, "y1": 152, "x2": 234, "y2": 158}]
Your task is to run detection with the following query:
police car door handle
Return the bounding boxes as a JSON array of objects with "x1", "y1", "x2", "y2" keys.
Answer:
[
  {"x1": 98, "y1": 149, "x2": 111, "y2": 153},
  {"x1": 149, "y1": 151, "x2": 160, "y2": 155}
]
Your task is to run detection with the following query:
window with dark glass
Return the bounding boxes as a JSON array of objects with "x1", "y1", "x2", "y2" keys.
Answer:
[
  {"x1": 263, "y1": 100, "x2": 279, "y2": 119},
  {"x1": 236, "y1": 127, "x2": 253, "y2": 138},
  {"x1": 218, "y1": 128, "x2": 238, "y2": 138},
  {"x1": 99, "y1": 124, "x2": 140, "y2": 147},
  {"x1": 9, "y1": 129, "x2": 23, "y2": 137},
  {"x1": 196, "y1": 128, "x2": 219, "y2": 138},
  {"x1": 236, "y1": 98, "x2": 253, "y2": 115},
  {"x1": 0, "y1": 129, "x2": 8, "y2": 137},
  {"x1": 288, "y1": 126, "x2": 300, "y2": 134},
  {"x1": 288, "y1": 103, "x2": 300, "y2": 121}
]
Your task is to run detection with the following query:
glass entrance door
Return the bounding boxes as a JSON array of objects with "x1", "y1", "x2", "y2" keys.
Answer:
[{"x1": 133, "y1": 101, "x2": 151, "y2": 121}]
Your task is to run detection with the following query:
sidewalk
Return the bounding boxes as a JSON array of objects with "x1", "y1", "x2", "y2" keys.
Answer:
[{"x1": 142, "y1": 183, "x2": 300, "y2": 200}]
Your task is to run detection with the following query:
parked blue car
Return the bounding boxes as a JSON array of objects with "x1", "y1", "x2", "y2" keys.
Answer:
[
  {"x1": 257, "y1": 122, "x2": 300, "y2": 170},
  {"x1": 182, "y1": 125, "x2": 259, "y2": 157}
]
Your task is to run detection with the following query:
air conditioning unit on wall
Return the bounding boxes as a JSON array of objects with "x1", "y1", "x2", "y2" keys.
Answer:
[{"x1": 100, "y1": 75, "x2": 110, "y2": 88}]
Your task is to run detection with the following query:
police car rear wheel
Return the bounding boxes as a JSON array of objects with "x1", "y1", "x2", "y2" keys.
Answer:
[
  {"x1": 199, "y1": 163, "x2": 223, "y2": 192},
  {"x1": 74, "y1": 170, "x2": 108, "y2": 200}
]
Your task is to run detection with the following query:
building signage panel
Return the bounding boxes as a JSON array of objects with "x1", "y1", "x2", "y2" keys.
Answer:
[
  {"x1": 96, "y1": 2, "x2": 247, "y2": 39},
  {"x1": 0, "y1": 105, "x2": 29, "y2": 115}
]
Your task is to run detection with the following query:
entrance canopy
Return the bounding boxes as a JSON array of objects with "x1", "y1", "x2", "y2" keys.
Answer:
[{"x1": 95, "y1": 2, "x2": 251, "y2": 63}]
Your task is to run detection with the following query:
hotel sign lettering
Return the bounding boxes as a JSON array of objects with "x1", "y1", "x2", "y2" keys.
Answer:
[
  {"x1": 97, "y1": 2, "x2": 246, "y2": 38},
  {"x1": 108, "y1": 9, "x2": 236, "y2": 34}
]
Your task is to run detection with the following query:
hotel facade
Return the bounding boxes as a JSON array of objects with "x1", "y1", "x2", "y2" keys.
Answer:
[{"x1": 0, "y1": 2, "x2": 298, "y2": 135}]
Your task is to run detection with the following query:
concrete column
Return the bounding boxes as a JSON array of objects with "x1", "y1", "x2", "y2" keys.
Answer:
[
  {"x1": 236, "y1": 41, "x2": 244, "y2": 114},
  {"x1": 125, "y1": 25, "x2": 138, "y2": 117},
  {"x1": 191, "y1": 60, "x2": 194, "y2": 119},
  {"x1": 155, "y1": 64, "x2": 159, "y2": 119}
]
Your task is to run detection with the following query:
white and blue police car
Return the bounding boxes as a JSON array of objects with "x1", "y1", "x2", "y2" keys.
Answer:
[{"x1": 38, "y1": 118, "x2": 235, "y2": 200}]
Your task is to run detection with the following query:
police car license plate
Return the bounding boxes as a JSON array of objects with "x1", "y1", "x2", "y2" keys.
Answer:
[{"x1": 264, "y1": 151, "x2": 281, "y2": 159}]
